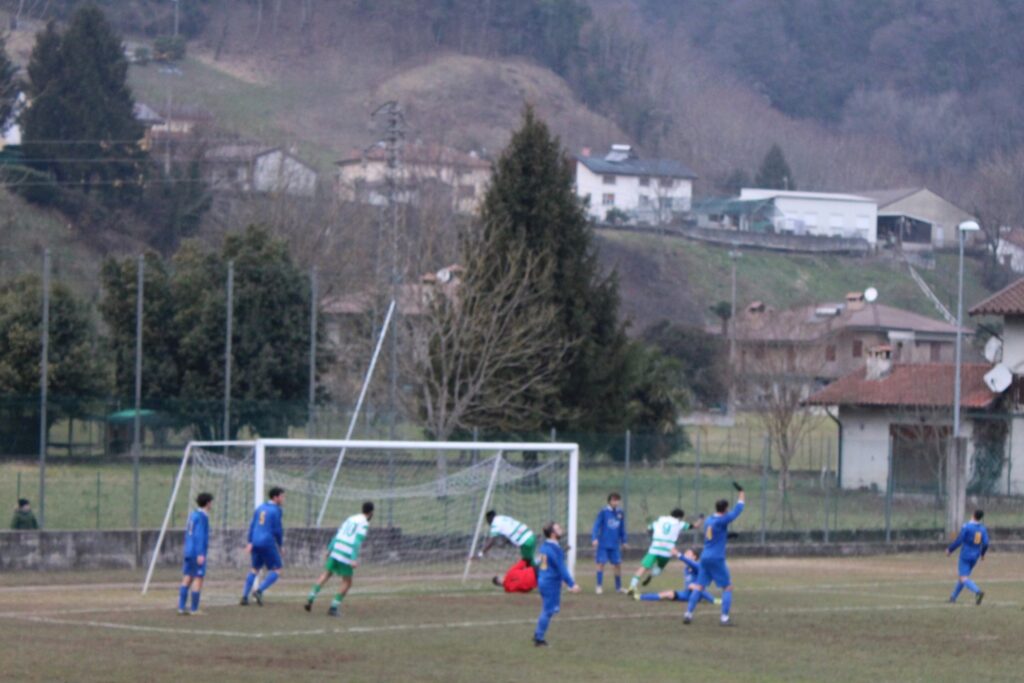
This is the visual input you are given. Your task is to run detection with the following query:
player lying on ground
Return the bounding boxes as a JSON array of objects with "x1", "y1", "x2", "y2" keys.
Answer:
[
  {"x1": 178, "y1": 492, "x2": 213, "y2": 615},
  {"x1": 534, "y1": 520, "x2": 581, "y2": 647},
  {"x1": 241, "y1": 486, "x2": 285, "y2": 606},
  {"x1": 685, "y1": 482, "x2": 745, "y2": 626},
  {"x1": 635, "y1": 548, "x2": 718, "y2": 606},
  {"x1": 480, "y1": 510, "x2": 537, "y2": 578},
  {"x1": 627, "y1": 508, "x2": 702, "y2": 596},
  {"x1": 306, "y1": 501, "x2": 374, "y2": 617},
  {"x1": 592, "y1": 492, "x2": 627, "y2": 594},
  {"x1": 947, "y1": 508, "x2": 989, "y2": 605}
]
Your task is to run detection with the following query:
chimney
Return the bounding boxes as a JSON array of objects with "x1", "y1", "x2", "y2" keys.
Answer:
[
  {"x1": 865, "y1": 344, "x2": 892, "y2": 381},
  {"x1": 845, "y1": 291, "x2": 865, "y2": 311}
]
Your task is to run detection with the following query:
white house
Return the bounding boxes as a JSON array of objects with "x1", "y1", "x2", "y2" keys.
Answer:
[
  {"x1": 205, "y1": 144, "x2": 318, "y2": 197},
  {"x1": 738, "y1": 189, "x2": 878, "y2": 244},
  {"x1": 575, "y1": 144, "x2": 697, "y2": 224},
  {"x1": 997, "y1": 228, "x2": 1024, "y2": 274}
]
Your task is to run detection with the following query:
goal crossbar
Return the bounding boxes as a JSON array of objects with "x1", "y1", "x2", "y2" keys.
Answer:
[{"x1": 142, "y1": 438, "x2": 579, "y2": 594}]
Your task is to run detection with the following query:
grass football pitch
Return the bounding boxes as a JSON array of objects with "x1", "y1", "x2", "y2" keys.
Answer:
[{"x1": 2, "y1": 553, "x2": 1023, "y2": 682}]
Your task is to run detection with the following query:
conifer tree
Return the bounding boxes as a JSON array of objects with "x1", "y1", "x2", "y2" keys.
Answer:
[
  {"x1": 22, "y1": 6, "x2": 146, "y2": 205},
  {"x1": 477, "y1": 106, "x2": 630, "y2": 433},
  {"x1": 755, "y1": 143, "x2": 795, "y2": 190}
]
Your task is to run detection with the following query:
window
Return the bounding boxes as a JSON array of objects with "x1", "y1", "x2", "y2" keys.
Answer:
[
  {"x1": 930, "y1": 342, "x2": 942, "y2": 362},
  {"x1": 639, "y1": 195, "x2": 651, "y2": 207},
  {"x1": 659, "y1": 197, "x2": 673, "y2": 210},
  {"x1": 602, "y1": 193, "x2": 615, "y2": 206},
  {"x1": 659, "y1": 177, "x2": 674, "y2": 188},
  {"x1": 852, "y1": 340, "x2": 863, "y2": 358},
  {"x1": 825, "y1": 345, "x2": 836, "y2": 362},
  {"x1": 639, "y1": 176, "x2": 651, "y2": 187},
  {"x1": 602, "y1": 174, "x2": 616, "y2": 185}
]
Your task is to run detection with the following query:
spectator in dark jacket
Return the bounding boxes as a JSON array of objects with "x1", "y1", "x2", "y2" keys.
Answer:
[{"x1": 11, "y1": 499, "x2": 39, "y2": 530}]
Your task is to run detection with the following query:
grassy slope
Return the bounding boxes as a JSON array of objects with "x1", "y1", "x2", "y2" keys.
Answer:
[{"x1": 596, "y1": 229, "x2": 992, "y2": 331}]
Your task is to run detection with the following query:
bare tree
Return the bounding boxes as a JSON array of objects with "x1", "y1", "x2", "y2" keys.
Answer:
[{"x1": 408, "y1": 231, "x2": 568, "y2": 441}]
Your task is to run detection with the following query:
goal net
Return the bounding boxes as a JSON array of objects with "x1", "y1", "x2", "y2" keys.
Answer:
[{"x1": 143, "y1": 438, "x2": 578, "y2": 593}]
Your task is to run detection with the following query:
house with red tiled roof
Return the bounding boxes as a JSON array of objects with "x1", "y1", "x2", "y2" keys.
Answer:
[{"x1": 805, "y1": 349, "x2": 1000, "y2": 492}]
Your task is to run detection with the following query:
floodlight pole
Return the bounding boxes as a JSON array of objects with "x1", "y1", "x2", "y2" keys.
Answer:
[
  {"x1": 38, "y1": 249, "x2": 50, "y2": 529},
  {"x1": 728, "y1": 246, "x2": 741, "y2": 415},
  {"x1": 132, "y1": 255, "x2": 144, "y2": 532},
  {"x1": 948, "y1": 221, "x2": 978, "y2": 535},
  {"x1": 223, "y1": 261, "x2": 234, "y2": 440}
]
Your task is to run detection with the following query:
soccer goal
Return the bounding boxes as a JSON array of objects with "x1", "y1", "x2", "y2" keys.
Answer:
[{"x1": 142, "y1": 438, "x2": 579, "y2": 594}]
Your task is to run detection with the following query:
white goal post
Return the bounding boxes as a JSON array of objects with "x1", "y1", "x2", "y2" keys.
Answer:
[{"x1": 142, "y1": 438, "x2": 579, "y2": 594}]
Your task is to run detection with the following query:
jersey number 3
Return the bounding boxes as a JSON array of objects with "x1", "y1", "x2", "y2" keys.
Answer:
[
  {"x1": 706, "y1": 527, "x2": 713, "y2": 541},
  {"x1": 259, "y1": 511, "x2": 266, "y2": 525},
  {"x1": 973, "y1": 531, "x2": 982, "y2": 544}
]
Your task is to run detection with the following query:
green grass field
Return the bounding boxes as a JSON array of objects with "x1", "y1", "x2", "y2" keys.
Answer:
[{"x1": 2, "y1": 554, "x2": 1022, "y2": 682}]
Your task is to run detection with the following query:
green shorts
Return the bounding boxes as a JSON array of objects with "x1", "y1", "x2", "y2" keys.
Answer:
[
  {"x1": 324, "y1": 556, "x2": 354, "y2": 577},
  {"x1": 520, "y1": 537, "x2": 537, "y2": 564},
  {"x1": 641, "y1": 553, "x2": 671, "y2": 571}
]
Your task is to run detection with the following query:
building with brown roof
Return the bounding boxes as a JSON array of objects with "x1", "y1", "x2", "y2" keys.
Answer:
[
  {"x1": 805, "y1": 348, "x2": 999, "y2": 492},
  {"x1": 335, "y1": 142, "x2": 491, "y2": 214},
  {"x1": 734, "y1": 293, "x2": 967, "y2": 401}
]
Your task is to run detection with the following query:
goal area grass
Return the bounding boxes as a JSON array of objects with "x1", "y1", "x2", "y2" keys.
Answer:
[{"x1": 2, "y1": 553, "x2": 1022, "y2": 682}]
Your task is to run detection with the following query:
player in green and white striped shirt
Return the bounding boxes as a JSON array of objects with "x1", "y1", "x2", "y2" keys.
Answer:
[
  {"x1": 626, "y1": 508, "x2": 703, "y2": 596},
  {"x1": 480, "y1": 510, "x2": 537, "y2": 567},
  {"x1": 304, "y1": 501, "x2": 374, "y2": 617}
]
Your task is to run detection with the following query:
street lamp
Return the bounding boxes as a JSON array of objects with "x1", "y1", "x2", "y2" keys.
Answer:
[{"x1": 949, "y1": 219, "x2": 980, "y2": 534}]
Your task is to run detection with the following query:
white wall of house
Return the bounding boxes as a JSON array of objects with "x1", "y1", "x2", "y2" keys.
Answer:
[
  {"x1": 254, "y1": 150, "x2": 318, "y2": 197},
  {"x1": 1001, "y1": 317, "x2": 1024, "y2": 370},
  {"x1": 837, "y1": 408, "x2": 977, "y2": 490},
  {"x1": 739, "y1": 189, "x2": 878, "y2": 243},
  {"x1": 575, "y1": 162, "x2": 692, "y2": 222},
  {"x1": 997, "y1": 239, "x2": 1024, "y2": 274},
  {"x1": 336, "y1": 158, "x2": 490, "y2": 213}
]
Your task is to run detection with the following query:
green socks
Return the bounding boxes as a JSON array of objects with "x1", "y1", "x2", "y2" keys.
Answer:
[{"x1": 307, "y1": 584, "x2": 322, "y2": 602}]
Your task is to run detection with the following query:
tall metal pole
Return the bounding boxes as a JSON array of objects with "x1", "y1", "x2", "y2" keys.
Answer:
[
  {"x1": 223, "y1": 261, "x2": 234, "y2": 440},
  {"x1": 953, "y1": 229, "x2": 965, "y2": 441},
  {"x1": 728, "y1": 247, "x2": 741, "y2": 415},
  {"x1": 132, "y1": 255, "x2": 145, "y2": 531},
  {"x1": 173, "y1": 0, "x2": 180, "y2": 38},
  {"x1": 307, "y1": 266, "x2": 318, "y2": 438},
  {"x1": 947, "y1": 225, "x2": 970, "y2": 535},
  {"x1": 38, "y1": 249, "x2": 50, "y2": 529}
]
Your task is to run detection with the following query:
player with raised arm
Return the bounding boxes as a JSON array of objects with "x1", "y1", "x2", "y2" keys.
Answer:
[
  {"x1": 635, "y1": 548, "x2": 719, "y2": 606},
  {"x1": 240, "y1": 486, "x2": 285, "y2": 606},
  {"x1": 533, "y1": 521, "x2": 581, "y2": 647},
  {"x1": 305, "y1": 501, "x2": 374, "y2": 617},
  {"x1": 685, "y1": 482, "x2": 745, "y2": 626},
  {"x1": 178, "y1": 492, "x2": 213, "y2": 615},
  {"x1": 947, "y1": 509, "x2": 989, "y2": 605},
  {"x1": 626, "y1": 508, "x2": 701, "y2": 597},
  {"x1": 480, "y1": 510, "x2": 537, "y2": 571},
  {"x1": 592, "y1": 492, "x2": 627, "y2": 594}
]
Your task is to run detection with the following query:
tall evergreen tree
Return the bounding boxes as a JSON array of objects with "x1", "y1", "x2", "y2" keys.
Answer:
[
  {"x1": 755, "y1": 143, "x2": 795, "y2": 190},
  {"x1": 478, "y1": 106, "x2": 631, "y2": 433},
  {"x1": 21, "y1": 6, "x2": 146, "y2": 205}
]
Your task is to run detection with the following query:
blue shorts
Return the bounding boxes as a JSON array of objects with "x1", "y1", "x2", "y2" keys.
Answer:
[
  {"x1": 695, "y1": 557, "x2": 731, "y2": 588},
  {"x1": 182, "y1": 557, "x2": 206, "y2": 578},
  {"x1": 595, "y1": 546, "x2": 622, "y2": 565},
  {"x1": 540, "y1": 586, "x2": 561, "y2": 614},
  {"x1": 958, "y1": 556, "x2": 978, "y2": 577},
  {"x1": 250, "y1": 545, "x2": 282, "y2": 571}
]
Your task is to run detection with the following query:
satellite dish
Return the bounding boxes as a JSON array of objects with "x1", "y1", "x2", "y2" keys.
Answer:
[
  {"x1": 864, "y1": 287, "x2": 879, "y2": 303},
  {"x1": 984, "y1": 337, "x2": 1003, "y2": 364},
  {"x1": 984, "y1": 364, "x2": 1013, "y2": 394},
  {"x1": 436, "y1": 268, "x2": 452, "y2": 284}
]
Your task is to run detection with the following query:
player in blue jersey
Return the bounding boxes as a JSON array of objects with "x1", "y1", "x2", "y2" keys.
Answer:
[
  {"x1": 685, "y1": 483, "x2": 745, "y2": 626},
  {"x1": 534, "y1": 521, "x2": 581, "y2": 647},
  {"x1": 635, "y1": 548, "x2": 718, "y2": 606},
  {"x1": 178, "y1": 492, "x2": 213, "y2": 615},
  {"x1": 591, "y1": 492, "x2": 627, "y2": 594},
  {"x1": 240, "y1": 486, "x2": 285, "y2": 606},
  {"x1": 947, "y1": 509, "x2": 989, "y2": 605}
]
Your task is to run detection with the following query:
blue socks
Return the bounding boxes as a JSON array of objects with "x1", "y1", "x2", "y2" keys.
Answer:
[
  {"x1": 641, "y1": 593, "x2": 661, "y2": 601},
  {"x1": 686, "y1": 588, "x2": 701, "y2": 614},
  {"x1": 243, "y1": 572, "x2": 257, "y2": 598},
  {"x1": 722, "y1": 590, "x2": 733, "y2": 616},
  {"x1": 702, "y1": 590, "x2": 716, "y2": 604},
  {"x1": 950, "y1": 581, "x2": 965, "y2": 601},
  {"x1": 178, "y1": 585, "x2": 188, "y2": 611},
  {"x1": 535, "y1": 609, "x2": 553, "y2": 641},
  {"x1": 258, "y1": 570, "x2": 279, "y2": 593},
  {"x1": 191, "y1": 590, "x2": 201, "y2": 612},
  {"x1": 964, "y1": 579, "x2": 981, "y2": 594},
  {"x1": 614, "y1": 575, "x2": 622, "y2": 591},
  {"x1": 596, "y1": 570, "x2": 604, "y2": 588}
]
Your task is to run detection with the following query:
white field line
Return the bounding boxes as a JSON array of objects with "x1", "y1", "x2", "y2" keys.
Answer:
[{"x1": 6, "y1": 600, "x2": 1019, "y2": 640}]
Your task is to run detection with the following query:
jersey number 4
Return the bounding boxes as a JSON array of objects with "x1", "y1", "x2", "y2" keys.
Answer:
[
  {"x1": 706, "y1": 527, "x2": 713, "y2": 541},
  {"x1": 973, "y1": 531, "x2": 982, "y2": 544},
  {"x1": 259, "y1": 511, "x2": 266, "y2": 525}
]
